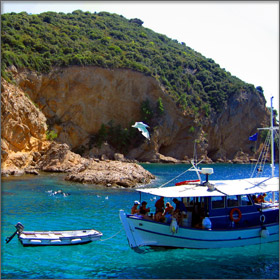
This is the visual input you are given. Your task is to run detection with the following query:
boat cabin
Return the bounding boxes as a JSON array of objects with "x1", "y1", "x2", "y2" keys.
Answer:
[
  {"x1": 181, "y1": 193, "x2": 279, "y2": 230},
  {"x1": 135, "y1": 175, "x2": 279, "y2": 231}
]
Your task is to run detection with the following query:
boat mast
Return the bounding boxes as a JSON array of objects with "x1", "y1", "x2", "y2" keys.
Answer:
[
  {"x1": 270, "y1": 97, "x2": 276, "y2": 204},
  {"x1": 270, "y1": 96, "x2": 275, "y2": 178}
]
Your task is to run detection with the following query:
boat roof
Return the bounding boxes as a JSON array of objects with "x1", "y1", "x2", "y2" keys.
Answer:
[{"x1": 136, "y1": 177, "x2": 279, "y2": 198}]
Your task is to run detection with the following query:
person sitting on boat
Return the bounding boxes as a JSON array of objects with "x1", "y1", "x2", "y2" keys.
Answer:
[
  {"x1": 154, "y1": 209, "x2": 165, "y2": 222},
  {"x1": 155, "y1": 196, "x2": 165, "y2": 214},
  {"x1": 163, "y1": 202, "x2": 174, "y2": 223},
  {"x1": 252, "y1": 195, "x2": 258, "y2": 203},
  {"x1": 173, "y1": 198, "x2": 187, "y2": 213},
  {"x1": 257, "y1": 193, "x2": 267, "y2": 203},
  {"x1": 131, "y1": 200, "x2": 140, "y2": 214},
  {"x1": 172, "y1": 198, "x2": 187, "y2": 225},
  {"x1": 139, "y1": 201, "x2": 150, "y2": 217}
]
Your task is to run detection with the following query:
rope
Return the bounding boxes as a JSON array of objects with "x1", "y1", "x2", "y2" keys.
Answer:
[
  {"x1": 251, "y1": 131, "x2": 270, "y2": 178},
  {"x1": 158, "y1": 158, "x2": 203, "y2": 188},
  {"x1": 99, "y1": 228, "x2": 123, "y2": 242}
]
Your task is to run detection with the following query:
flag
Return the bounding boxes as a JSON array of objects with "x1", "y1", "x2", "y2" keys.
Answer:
[
  {"x1": 249, "y1": 133, "x2": 258, "y2": 141},
  {"x1": 132, "y1": 122, "x2": 150, "y2": 140}
]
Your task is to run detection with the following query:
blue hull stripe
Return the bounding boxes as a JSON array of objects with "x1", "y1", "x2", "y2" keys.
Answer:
[{"x1": 134, "y1": 227, "x2": 278, "y2": 242}]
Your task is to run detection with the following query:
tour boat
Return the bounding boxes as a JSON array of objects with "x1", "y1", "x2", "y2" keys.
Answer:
[
  {"x1": 120, "y1": 97, "x2": 279, "y2": 249},
  {"x1": 6, "y1": 222, "x2": 103, "y2": 246}
]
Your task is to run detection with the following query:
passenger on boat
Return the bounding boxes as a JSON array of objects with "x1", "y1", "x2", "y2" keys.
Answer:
[
  {"x1": 131, "y1": 200, "x2": 140, "y2": 214},
  {"x1": 155, "y1": 197, "x2": 165, "y2": 213},
  {"x1": 172, "y1": 198, "x2": 188, "y2": 225},
  {"x1": 139, "y1": 201, "x2": 150, "y2": 217},
  {"x1": 257, "y1": 193, "x2": 267, "y2": 203},
  {"x1": 154, "y1": 209, "x2": 165, "y2": 222},
  {"x1": 163, "y1": 202, "x2": 174, "y2": 223},
  {"x1": 252, "y1": 195, "x2": 258, "y2": 203},
  {"x1": 173, "y1": 198, "x2": 187, "y2": 213}
]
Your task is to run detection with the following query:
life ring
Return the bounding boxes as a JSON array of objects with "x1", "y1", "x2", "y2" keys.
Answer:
[
  {"x1": 175, "y1": 179, "x2": 200, "y2": 186},
  {"x1": 260, "y1": 214, "x2": 266, "y2": 223},
  {"x1": 229, "y1": 208, "x2": 242, "y2": 223}
]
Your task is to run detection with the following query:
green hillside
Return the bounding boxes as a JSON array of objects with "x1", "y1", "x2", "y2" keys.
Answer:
[{"x1": 1, "y1": 10, "x2": 259, "y2": 114}]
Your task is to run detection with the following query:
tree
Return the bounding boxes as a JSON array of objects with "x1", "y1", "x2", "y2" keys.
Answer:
[
  {"x1": 129, "y1": 18, "x2": 144, "y2": 26},
  {"x1": 256, "y1": 86, "x2": 263, "y2": 94}
]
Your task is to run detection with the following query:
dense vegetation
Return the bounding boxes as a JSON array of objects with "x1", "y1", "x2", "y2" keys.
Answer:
[{"x1": 1, "y1": 10, "x2": 259, "y2": 114}]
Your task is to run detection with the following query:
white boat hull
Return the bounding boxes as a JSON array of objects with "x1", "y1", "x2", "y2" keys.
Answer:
[
  {"x1": 18, "y1": 229, "x2": 103, "y2": 246},
  {"x1": 120, "y1": 210, "x2": 279, "y2": 249}
]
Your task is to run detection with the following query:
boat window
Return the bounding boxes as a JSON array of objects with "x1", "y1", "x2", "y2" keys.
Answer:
[
  {"x1": 227, "y1": 195, "x2": 239, "y2": 207},
  {"x1": 185, "y1": 197, "x2": 195, "y2": 207},
  {"x1": 211, "y1": 196, "x2": 225, "y2": 209},
  {"x1": 199, "y1": 197, "x2": 205, "y2": 208},
  {"x1": 240, "y1": 195, "x2": 253, "y2": 206}
]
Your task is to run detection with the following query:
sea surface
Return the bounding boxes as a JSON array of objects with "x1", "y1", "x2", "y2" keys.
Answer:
[{"x1": 1, "y1": 163, "x2": 279, "y2": 279}]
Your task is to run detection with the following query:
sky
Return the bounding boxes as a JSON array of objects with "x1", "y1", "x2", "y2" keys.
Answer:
[{"x1": 1, "y1": 1, "x2": 279, "y2": 117}]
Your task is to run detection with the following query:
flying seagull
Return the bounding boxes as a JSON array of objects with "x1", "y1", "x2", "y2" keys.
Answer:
[{"x1": 132, "y1": 122, "x2": 150, "y2": 140}]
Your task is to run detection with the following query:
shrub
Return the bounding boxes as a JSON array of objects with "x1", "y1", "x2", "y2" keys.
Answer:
[
  {"x1": 189, "y1": 126, "x2": 195, "y2": 133},
  {"x1": 156, "y1": 97, "x2": 164, "y2": 116},
  {"x1": 141, "y1": 99, "x2": 153, "y2": 123},
  {"x1": 46, "y1": 130, "x2": 58, "y2": 140}
]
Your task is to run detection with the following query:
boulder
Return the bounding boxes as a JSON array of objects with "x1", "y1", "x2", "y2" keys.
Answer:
[{"x1": 65, "y1": 160, "x2": 155, "y2": 188}]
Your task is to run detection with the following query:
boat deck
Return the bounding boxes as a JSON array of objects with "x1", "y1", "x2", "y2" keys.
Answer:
[{"x1": 128, "y1": 214, "x2": 278, "y2": 231}]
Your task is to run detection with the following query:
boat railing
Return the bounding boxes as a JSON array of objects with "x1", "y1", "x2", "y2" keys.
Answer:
[{"x1": 255, "y1": 202, "x2": 279, "y2": 209}]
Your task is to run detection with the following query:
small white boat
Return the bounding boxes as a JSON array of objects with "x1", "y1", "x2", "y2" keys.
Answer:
[{"x1": 6, "y1": 222, "x2": 103, "y2": 246}]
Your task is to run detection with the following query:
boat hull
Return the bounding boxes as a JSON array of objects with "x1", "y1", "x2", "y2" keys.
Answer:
[
  {"x1": 120, "y1": 210, "x2": 279, "y2": 249},
  {"x1": 18, "y1": 229, "x2": 103, "y2": 246}
]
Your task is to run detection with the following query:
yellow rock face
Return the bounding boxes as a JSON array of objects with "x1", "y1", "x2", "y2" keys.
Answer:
[
  {"x1": 1, "y1": 79, "x2": 49, "y2": 171},
  {"x1": 17, "y1": 66, "x2": 174, "y2": 148}
]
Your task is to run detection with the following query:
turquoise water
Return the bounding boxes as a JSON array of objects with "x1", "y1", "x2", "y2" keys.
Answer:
[{"x1": 1, "y1": 163, "x2": 279, "y2": 279}]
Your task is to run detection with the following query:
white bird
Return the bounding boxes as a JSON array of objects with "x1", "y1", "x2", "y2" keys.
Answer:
[
  {"x1": 105, "y1": 196, "x2": 109, "y2": 200},
  {"x1": 132, "y1": 122, "x2": 150, "y2": 140}
]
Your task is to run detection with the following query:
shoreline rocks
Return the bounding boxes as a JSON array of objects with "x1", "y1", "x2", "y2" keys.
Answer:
[
  {"x1": 65, "y1": 160, "x2": 155, "y2": 188},
  {"x1": 1, "y1": 142, "x2": 155, "y2": 188},
  {"x1": 1, "y1": 140, "x2": 273, "y2": 187}
]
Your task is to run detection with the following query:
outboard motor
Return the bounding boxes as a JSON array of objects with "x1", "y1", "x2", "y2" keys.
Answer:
[
  {"x1": 6, "y1": 222, "x2": 24, "y2": 244},
  {"x1": 15, "y1": 222, "x2": 24, "y2": 233}
]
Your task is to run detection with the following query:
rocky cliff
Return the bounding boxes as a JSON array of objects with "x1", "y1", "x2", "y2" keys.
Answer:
[
  {"x1": 1, "y1": 79, "x2": 49, "y2": 174},
  {"x1": 1, "y1": 78, "x2": 154, "y2": 187},
  {"x1": 13, "y1": 66, "x2": 269, "y2": 162}
]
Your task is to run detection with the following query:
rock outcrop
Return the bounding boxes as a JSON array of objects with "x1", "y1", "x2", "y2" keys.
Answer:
[
  {"x1": 1, "y1": 79, "x2": 50, "y2": 174},
  {"x1": 1, "y1": 79, "x2": 155, "y2": 187},
  {"x1": 65, "y1": 160, "x2": 154, "y2": 188},
  {"x1": 37, "y1": 142, "x2": 155, "y2": 188}
]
